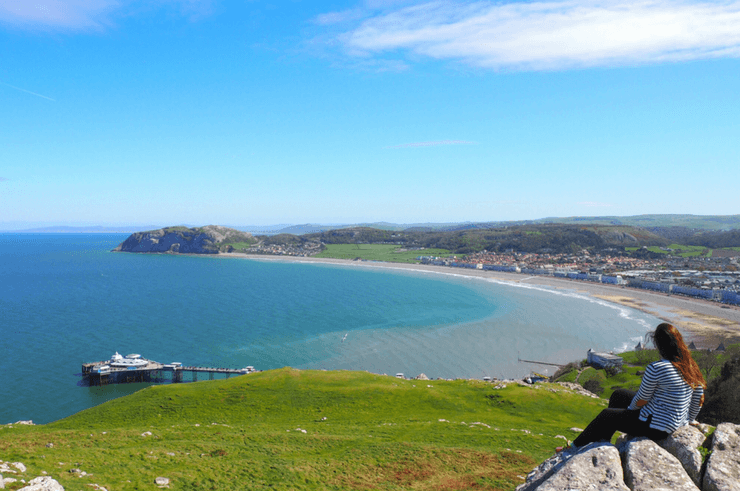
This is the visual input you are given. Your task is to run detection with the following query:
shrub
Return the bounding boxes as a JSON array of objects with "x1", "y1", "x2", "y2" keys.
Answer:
[
  {"x1": 583, "y1": 379, "x2": 604, "y2": 396},
  {"x1": 699, "y1": 356, "x2": 740, "y2": 425}
]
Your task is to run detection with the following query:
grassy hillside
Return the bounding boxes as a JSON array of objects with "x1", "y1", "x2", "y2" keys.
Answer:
[
  {"x1": 314, "y1": 244, "x2": 452, "y2": 263},
  {"x1": 1, "y1": 369, "x2": 607, "y2": 490}
]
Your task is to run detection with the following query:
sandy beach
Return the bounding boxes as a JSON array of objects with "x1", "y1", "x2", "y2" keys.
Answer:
[{"x1": 222, "y1": 253, "x2": 740, "y2": 349}]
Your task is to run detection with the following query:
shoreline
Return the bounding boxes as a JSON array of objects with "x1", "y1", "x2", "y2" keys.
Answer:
[{"x1": 218, "y1": 253, "x2": 740, "y2": 349}]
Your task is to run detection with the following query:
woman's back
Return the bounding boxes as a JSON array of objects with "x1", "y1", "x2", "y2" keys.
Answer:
[{"x1": 630, "y1": 359, "x2": 702, "y2": 433}]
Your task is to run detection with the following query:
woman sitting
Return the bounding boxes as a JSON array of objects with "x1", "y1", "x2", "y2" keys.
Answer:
[{"x1": 569, "y1": 323, "x2": 705, "y2": 450}]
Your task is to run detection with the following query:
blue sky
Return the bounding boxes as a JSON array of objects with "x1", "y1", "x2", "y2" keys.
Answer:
[{"x1": 1, "y1": 0, "x2": 739, "y2": 228}]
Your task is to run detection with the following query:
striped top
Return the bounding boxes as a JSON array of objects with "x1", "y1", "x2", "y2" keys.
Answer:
[{"x1": 627, "y1": 359, "x2": 704, "y2": 433}]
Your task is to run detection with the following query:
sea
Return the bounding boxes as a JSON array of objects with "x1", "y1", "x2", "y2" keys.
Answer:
[{"x1": 0, "y1": 234, "x2": 660, "y2": 424}]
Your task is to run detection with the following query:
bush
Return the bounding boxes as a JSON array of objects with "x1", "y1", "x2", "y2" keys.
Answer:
[
  {"x1": 583, "y1": 379, "x2": 604, "y2": 396},
  {"x1": 634, "y1": 349, "x2": 660, "y2": 366},
  {"x1": 699, "y1": 356, "x2": 740, "y2": 425}
]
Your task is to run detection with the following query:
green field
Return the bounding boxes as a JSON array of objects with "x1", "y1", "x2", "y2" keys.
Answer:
[
  {"x1": 314, "y1": 244, "x2": 453, "y2": 263},
  {"x1": 1, "y1": 369, "x2": 606, "y2": 491},
  {"x1": 626, "y1": 244, "x2": 712, "y2": 257}
]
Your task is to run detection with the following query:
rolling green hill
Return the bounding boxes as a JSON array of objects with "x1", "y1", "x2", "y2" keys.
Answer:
[{"x1": 2, "y1": 369, "x2": 606, "y2": 490}]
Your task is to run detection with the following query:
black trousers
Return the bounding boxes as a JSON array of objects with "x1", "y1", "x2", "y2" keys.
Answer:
[{"x1": 573, "y1": 389, "x2": 669, "y2": 447}]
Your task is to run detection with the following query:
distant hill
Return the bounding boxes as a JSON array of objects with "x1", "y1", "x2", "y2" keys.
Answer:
[
  {"x1": 290, "y1": 224, "x2": 669, "y2": 254},
  {"x1": 532, "y1": 214, "x2": 740, "y2": 230}
]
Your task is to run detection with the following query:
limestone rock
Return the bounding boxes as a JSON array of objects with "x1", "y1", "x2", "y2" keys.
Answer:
[
  {"x1": 703, "y1": 423, "x2": 740, "y2": 491},
  {"x1": 536, "y1": 444, "x2": 629, "y2": 491},
  {"x1": 155, "y1": 476, "x2": 170, "y2": 487},
  {"x1": 13, "y1": 463, "x2": 27, "y2": 473},
  {"x1": 657, "y1": 424, "x2": 706, "y2": 487},
  {"x1": 17, "y1": 476, "x2": 64, "y2": 491},
  {"x1": 1, "y1": 473, "x2": 4, "y2": 489},
  {"x1": 516, "y1": 442, "x2": 626, "y2": 491},
  {"x1": 415, "y1": 373, "x2": 429, "y2": 380},
  {"x1": 113, "y1": 226, "x2": 253, "y2": 254},
  {"x1": 622, "y1": 437, "x2": 699, "y2": 491}
]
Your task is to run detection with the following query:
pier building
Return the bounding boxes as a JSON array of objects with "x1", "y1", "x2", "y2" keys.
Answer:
[{"x1": 81, "y1": 352, "x2": 255, "y2": 386}]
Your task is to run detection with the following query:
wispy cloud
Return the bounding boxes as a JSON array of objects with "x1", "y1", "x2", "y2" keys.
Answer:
[
  {"x1": 327, "y1": 0, "x2": 740, "y2": 70},
  {"x1": 1, "y1": 82, "x2": 55, "y2": 101},
  {"x1": 0, "y1": 0, "x2": 117, "y2": 30},
  {"x1": 0, "y1": 0, "x2": 213, "y2": 31},
  {"x1": 385, "y1": 139, "x2": 476, "y2": 148}
]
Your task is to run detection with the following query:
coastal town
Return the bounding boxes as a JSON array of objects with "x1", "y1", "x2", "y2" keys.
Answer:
[{"x1": 241, "y1": 241, "x2": 740, "y2": 305}]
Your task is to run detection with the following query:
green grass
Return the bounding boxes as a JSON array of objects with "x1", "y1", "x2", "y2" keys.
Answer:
[
  {"x1": 314, "y1": 244, "x2": 452, "y2": 263},
  {"x1": 1, "y1": 368, "x2": 607, "y2": 491},
  {"x1": 220, "y1": 240, "x2": 256, "y2": 251},
  {"x1": 624, "y1": 244, "x2": 711, "y2": 257}
]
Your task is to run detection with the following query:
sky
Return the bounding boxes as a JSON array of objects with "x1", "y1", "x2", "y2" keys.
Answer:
[{"x1": 1, "y1": 0, "x2": 739, "y2": 228}]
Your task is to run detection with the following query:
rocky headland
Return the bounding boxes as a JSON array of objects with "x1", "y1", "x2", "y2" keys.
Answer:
[
  {"x1": 112, "y1": 225, "x2": 254, "y2": 254},
  {"x1": 517, "y1": 422, "x2": 740, "y2": 491}
]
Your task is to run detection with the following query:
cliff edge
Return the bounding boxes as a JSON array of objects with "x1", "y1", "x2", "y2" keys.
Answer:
[{"x1": 112, "y1": 225, "x2": 254, "y2": 254}]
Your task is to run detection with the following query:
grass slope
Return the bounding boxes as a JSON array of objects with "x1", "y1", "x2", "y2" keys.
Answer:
[
  {"x1": 315, "y1": 244, "x2": 452, "y2": 263},
  {"x1": 1, "y1": 369, "x2": 607, "y2": 490}
]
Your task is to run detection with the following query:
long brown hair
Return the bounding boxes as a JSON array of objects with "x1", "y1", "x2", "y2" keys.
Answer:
[{"x1": 647, "y1": 323, "x2": 706, "y2": 389}]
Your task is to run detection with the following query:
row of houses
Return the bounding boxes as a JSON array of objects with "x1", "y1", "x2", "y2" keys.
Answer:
[{"x1": 420, "y1": 259, "x2": 740, "y2": 306}]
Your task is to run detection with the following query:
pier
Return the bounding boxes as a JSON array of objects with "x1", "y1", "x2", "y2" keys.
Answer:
[{"x1": 81, "y1": 353, "x2": 256, "y2": 386}]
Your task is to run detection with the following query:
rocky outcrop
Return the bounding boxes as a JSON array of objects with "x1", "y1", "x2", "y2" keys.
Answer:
[
  {"x1": 18, "y1": 477, "x2": 64, "y2": 491},
  {"x1": 113, "y1": 225, "x2": 254, "y2": 254},
  {"x1": 704, "y1": 423, "x2": 740, "y2": 491},
  {"x1": 518, "y1": 423, "x2": 740, "y2": 491},
  {"x1": 518, "y1": 442, "x2": 629, "y2": 491},
  {"x1": 657, "y1": 425, "x2": 707, "y2": 486},
  {"x1": 622, "y1": 438, "x2": 700, "y2": 490}
]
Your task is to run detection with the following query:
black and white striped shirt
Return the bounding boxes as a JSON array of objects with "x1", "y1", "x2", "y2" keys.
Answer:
[{"x1": 627, "y1": 359, "x2": 704, "y2": 433}]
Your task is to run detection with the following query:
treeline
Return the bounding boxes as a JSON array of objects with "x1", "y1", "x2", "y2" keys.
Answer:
[{"x1": 683, "y1": 229, "x2": 740, "y2": 249}]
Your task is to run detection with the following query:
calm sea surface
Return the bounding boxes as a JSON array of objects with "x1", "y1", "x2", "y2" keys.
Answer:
[{"x1": 0, "y1": 234, "x2": 660, "y2": 424}]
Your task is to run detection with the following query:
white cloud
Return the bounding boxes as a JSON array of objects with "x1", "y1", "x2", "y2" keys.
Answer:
[
  {"x1": 385, "y1": 140, "x2": 476, "y2": 148},
  {"x1": 0, "y1": 0, "x2": 213, "y2": 30},
  {"x1": 331, "y1": 0, "x2": 740, "y2": 70}
]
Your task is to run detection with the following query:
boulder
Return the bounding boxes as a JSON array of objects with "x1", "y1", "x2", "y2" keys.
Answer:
[
  {"x1": 657, "y1": 425, "x2": 706, "y2": 487},
  {"x1": 516, "y1": 442, "x2": 627, "y2": 491},
  {"x1": 155, "y1": 476, "x2": 170, "y2": 487},
  {"x1": 703, "y1": 423, "x2": 740, "y2": 491},
  {"x1": 17, "y1": 476, "x2": 64, "y2": 491},
  {"x1": 536, "y1": 444, "x2": 629, "y2": 491},
  {"x1": 622, "y1": 437, "x2": 700, "y2": 491}
]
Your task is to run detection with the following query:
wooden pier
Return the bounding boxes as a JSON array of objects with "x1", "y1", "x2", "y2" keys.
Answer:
[{"x1": 81, "y1": 354, "x2": 255, "y2": 386}]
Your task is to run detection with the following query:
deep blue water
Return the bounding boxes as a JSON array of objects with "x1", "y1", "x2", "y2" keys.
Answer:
[{"x1": 0, "y1": 234, "x2": 659, "y2": 424}]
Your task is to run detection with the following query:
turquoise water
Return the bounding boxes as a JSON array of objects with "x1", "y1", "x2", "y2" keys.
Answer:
[{"x1": 0, "y1": 234, "x2": 659, "y2": 424}]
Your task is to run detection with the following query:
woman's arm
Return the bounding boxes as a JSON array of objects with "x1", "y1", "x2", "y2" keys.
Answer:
[
  {"x1": 628, "y1": 363, "x2": 658, "y2": 410},
  {"x1": 689, "y1": 387, "x2": 704, "y2": 422}
]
